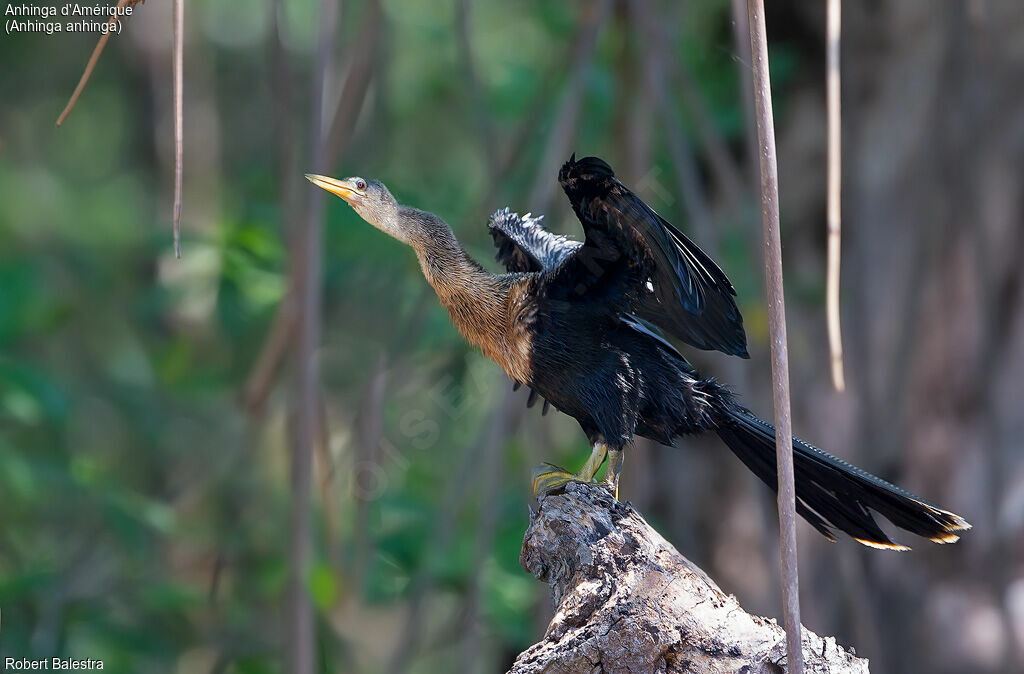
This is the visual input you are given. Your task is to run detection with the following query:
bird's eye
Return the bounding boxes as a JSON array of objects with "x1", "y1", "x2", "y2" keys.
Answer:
[{"x1": 355, "y1": 179, "x2": 367, "y2": 191}]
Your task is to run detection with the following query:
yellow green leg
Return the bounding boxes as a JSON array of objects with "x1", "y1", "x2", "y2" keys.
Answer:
[
  {"x1": 532, "y1": 442, "x2": 608, "y2": 498},
  {"x1": 600, "y1": 448, "x2": 624, "y2": 500}
]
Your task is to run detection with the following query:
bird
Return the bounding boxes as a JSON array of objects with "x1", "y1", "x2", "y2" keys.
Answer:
[{"x1": 305, "y1": 154, "x2": 971, "y2": 550}]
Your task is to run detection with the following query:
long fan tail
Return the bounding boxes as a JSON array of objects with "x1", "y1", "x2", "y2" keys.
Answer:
[{"x1": 715, "y1": 405, "x2": 971, "y2": 550}]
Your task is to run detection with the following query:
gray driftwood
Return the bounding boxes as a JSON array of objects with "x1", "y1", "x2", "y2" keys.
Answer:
[{"x1": 510, "y1": 482, "x2": 868, "y2": 674}]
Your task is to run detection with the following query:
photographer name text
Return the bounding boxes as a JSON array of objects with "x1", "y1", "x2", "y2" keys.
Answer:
[{"x1": 4, "y1": 658, "x2": 103, "y2": 671}]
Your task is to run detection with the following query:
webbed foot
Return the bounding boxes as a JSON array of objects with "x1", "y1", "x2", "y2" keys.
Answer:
[
  {"x1": 531, "y1": 442, "x2": 609, "y2": 498},
  {"x1": 531, "y1": 463, "x2": 581, "y2": 498}
]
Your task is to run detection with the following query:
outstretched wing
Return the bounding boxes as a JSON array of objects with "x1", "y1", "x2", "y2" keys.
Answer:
[
  {"x1": 487, "y1": 207, "x2": 581, "y2": 273},
  {"x1": 554, "y1": 154, "x2": 749, "y2": 358},
  {"x1": 488, "y1": 208, "x2": 578, "y2": 416}
]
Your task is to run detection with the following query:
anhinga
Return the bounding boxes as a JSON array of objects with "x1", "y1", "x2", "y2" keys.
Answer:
[{"x1": 306, "y1": 155, "x2": 970, "y2": 550}]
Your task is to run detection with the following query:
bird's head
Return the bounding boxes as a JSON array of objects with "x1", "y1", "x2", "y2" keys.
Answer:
[
  {"x1": 558, "y1": 154, "x2": 616, "y2": 210},
  {"x1": 305, "y1": 173, "x2": 415, "y2": 244}
]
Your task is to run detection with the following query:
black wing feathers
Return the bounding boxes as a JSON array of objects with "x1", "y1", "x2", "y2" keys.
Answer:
[
  {"x1": 487, "y1": 207, "x2": 580, "y2": 273},
  {"x1": 557, "y1": 155, "x2": 749, "y2": 358},
  {"x1": 718, "y1": 406, "x2": 970, "y2": 548}
]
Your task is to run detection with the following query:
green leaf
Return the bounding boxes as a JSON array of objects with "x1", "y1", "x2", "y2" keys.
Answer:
[{"x1": 308, "y1": 562, "x2": 337, "y2": 611}]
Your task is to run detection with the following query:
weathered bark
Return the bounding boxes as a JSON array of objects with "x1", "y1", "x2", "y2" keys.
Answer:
[{"x1": 511, "y1": 482, "x2": 867, "y2": 674}]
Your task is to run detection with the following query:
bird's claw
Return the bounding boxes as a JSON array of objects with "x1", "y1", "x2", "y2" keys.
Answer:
[
  {"x1": 532, "y1": 463, "x2": 587, "y2": 499},
  {"x1": 532, "y1": 443, "x2": 613, "y2": 499}
]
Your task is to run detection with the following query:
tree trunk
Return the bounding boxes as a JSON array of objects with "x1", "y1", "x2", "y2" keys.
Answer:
[{"x1": 510, "y1": 482, "x2": 868, "y2": 674}]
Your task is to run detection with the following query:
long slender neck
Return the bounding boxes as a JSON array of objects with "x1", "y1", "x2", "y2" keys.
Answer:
[
  {"x1": 404, "y1": 207, "x2": 513, "y2": 364},
  {"x1": 414, "y1": 220, "x2": 493, "y2": 302}
]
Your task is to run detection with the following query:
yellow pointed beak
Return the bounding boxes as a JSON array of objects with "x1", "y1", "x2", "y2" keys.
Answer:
[{"x1": 305, "y1": 174, "x2": 358, "y2": 201}]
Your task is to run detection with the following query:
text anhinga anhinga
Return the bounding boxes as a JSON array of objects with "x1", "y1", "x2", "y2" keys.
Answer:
[{"x1": 307, "y1": 155, "x2": 970, "y2": 549}]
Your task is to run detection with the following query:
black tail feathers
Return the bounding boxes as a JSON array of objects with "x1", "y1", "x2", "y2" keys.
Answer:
[{"x1": 715, "y1": 405, "x2": 971, "y2": 550}]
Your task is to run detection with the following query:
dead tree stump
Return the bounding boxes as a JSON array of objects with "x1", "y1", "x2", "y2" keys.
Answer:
[{"x1": 510, "y1": 482, "x2": 868, "y2": 674}]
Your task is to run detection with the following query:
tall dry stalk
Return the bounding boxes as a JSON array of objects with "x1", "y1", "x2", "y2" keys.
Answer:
[{"x1": 746, "y1": 1, "x2": 803, "y2": 671}]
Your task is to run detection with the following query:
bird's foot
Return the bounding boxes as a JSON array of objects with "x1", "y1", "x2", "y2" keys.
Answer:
[
  {"x1": 531, "y1": 463, "x2": 622, "y2": 501},
  {"x1": 531, "y1": 463, "x2": 582, "y2": 499},
  {"x1": 531, "y1": 443, "x2": 609, "y2": 499}
]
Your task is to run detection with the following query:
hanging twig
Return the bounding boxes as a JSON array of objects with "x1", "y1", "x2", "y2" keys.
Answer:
[
  {"x1": 745, "y1": 2, "x2": 803, "y2": 672},
  {"x1": 826, "y1": 0, "x2": 845, "y2": 391},
  {"x1": 172, "y1": 0, "x2": 184, "y2": 258},
  {"x1": 58, "y1": 0, "x2": 184, "y2": 257},
  {"x1": 56, "y1": 0, "x2": 143, "y2": 126}
]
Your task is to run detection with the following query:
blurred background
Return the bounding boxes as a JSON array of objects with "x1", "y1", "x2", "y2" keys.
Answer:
[{"x1": 2, "y1": 0, "x2": 1023, "y2": 672}]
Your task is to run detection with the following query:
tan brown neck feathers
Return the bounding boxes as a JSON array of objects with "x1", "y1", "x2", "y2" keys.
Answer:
[{"x1": 413, "y1": 221, "x2": 531, "y2": 383}]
